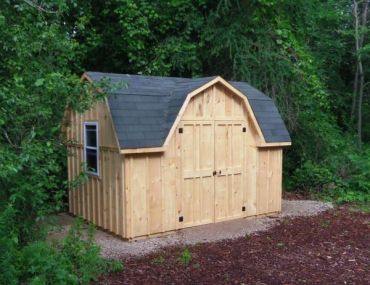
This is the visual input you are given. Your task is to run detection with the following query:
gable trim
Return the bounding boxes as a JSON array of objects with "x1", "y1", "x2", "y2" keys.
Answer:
[
  {"x1": 162, "y1": 77, "x2": 222, "y2": 147},
  {"x1": 163, "y1": 76, "x2": 267, "y2": 147}
]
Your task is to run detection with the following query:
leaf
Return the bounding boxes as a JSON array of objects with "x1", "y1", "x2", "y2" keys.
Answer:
[{"x1": 35, "y1": 79, "x2": 45, "y2": 87}]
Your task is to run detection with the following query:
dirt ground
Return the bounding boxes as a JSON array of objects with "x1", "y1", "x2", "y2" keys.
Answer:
[{"x1": 98, "y1": 205, "x2": 370, "y2": 285}]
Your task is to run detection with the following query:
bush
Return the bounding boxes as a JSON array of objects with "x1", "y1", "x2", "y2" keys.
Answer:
[
  {"x1": 0, "y1": 206, "x2": 20, "y2": 285},
  {"x1": 20, "y1": 218, "x2": 123, "y2": 285},
  {"x1": 289, "y1": 148, "x2": 370, "y2": 204},
  {"x1": 21, "y1": 241, "x2": 77, "y2": 285},
  {"x1": 288, "y1": 160, "x2": 336, "y2": 192}
]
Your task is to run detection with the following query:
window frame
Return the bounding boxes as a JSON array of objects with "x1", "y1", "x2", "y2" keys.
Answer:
[{"x1": 83, "y1": 121, "x2": 99, "y2": 176}]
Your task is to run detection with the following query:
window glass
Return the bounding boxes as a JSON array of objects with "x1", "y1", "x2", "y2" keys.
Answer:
[
  {"x1": 84, "y1": 123, "x2": 98, "y2": 175},
  {"x1": 86, "y1": 128, "x2": 97, "y2": 147},
  {"x1": 86, "y1": 149, "x2": 97, "y2": 172}
]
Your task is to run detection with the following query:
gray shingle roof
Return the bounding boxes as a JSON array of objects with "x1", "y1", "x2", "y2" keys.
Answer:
[{"x1": 86, "y1": 72, "x2": 291, "y2": 149}]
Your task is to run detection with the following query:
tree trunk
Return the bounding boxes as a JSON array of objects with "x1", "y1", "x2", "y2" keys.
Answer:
[
  {"x1": 353, "y1": 0, "x2": 368, "y2": 146},
  {"x1": 351, "y1": 65, "x2": 359, "y2": 122},
  {"x1": 358, "y1": 60, "x2": 364, "y2": 146}
]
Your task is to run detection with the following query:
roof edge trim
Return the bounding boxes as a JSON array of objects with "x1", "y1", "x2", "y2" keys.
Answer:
[
  {"x1": 120, "y1": 147, "x2": 166, "y2": 154},
  {"x1": 257, "y1": 142, "x2": 292, "y2": 148}
]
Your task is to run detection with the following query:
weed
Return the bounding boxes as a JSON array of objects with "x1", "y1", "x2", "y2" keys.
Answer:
[
  {"x1": 177, "y1": 248, "x2": 192, "y2": 265},
  {"x1": 151, "y1": 255, "x2": 165, "y2": 265},
  {"x1": 105, "y1": 259, "x2": 124, "y2": 273}
]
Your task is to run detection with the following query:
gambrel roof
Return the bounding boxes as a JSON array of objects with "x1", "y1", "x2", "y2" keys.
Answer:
[{"x1": 85, "y1": 72, "x2": 291, "y2": 149}]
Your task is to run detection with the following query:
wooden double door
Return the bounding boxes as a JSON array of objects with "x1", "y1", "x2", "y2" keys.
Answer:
[{"x1": 180, "y1": 120, "x2": 246, "y2": 227}]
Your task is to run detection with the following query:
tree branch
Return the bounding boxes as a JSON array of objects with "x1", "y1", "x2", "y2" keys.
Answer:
[{"x1": 23, "y1": 0, "x2": 58, "y2": 14}]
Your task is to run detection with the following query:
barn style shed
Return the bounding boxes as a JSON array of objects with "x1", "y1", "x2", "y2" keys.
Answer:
[{"x1": 65, "y1": 72, "x2": 291, "y2": 239}]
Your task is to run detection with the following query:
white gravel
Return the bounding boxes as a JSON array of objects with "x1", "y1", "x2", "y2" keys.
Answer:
[{"x1": 52, "y1": 200, "x2": 333, "y2": 259}]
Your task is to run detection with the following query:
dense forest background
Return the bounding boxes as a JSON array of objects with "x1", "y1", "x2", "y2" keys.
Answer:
[{"x1": 1, "y1": 0, "x2": 370, "y2": 283}]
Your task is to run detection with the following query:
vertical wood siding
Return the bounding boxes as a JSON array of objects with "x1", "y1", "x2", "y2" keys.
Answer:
[
  {"x1": 65, "y1": 101, "x2": 125, "y2": 237},
  {"x1": 256, "y1": 148, "x2": 283, "y2": 214}
]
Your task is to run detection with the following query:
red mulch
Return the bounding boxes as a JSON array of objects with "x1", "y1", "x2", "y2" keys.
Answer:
[{"x1": 98, "y1": 206, "x2": 370, "y2": 285}]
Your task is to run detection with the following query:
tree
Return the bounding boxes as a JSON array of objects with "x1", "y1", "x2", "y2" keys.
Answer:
[
  {"x1": 351, "y1": 0, "x2": 369, "y2": 146},
  {"x1": 0, "y1": 1, "x2": 104, "y2": 283}
]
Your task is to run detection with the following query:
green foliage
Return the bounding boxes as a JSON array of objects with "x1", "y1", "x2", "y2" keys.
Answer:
[
  {"x1": 20, "y1": 218, "x2": 123, "y2": 285},
  {"x1": 288, "y1": 160, "x2": 336, "y2": 192},
  {"x1": 290, "y1": 147, "x2": 370, "y2": 204},
  {"x1": 0, "y1": 1, "x2": 112, "y2": 283},
  {"x1": 0, "y1": 206, "x2": 20, "y2": 285},
  {"x1": 177, "y1": 248, "x2": 192, "y2": 265},
  {"x1": 67, "y1": 0, "x2": 205, "y2": 76},
  {"x1": 105, "y1": 259, "x2": 125, "y2": 273},
  {"x1": 21, "y1": 241, "x2": 78, "y2": 285}
]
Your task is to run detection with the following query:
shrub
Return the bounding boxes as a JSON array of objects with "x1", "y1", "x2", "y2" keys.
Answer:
[
  {"x1": 21, "y1": 241, "x2": 77, "y2": 285},
  {"x1": 288, "y1": 160, "x2": 336, "y2": 192},
  {"x1": 289, "y1": 148, "x2": 370, "y2": 204},
  {"x1": 20, "y1": 218, "x2": 123, "y2": 285},
  {"x1": 0, "y1": 206, "x2": 20, "y2": 285}
]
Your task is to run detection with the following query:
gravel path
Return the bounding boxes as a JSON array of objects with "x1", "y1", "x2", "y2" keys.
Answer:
[{"x1": 53, "y1": 200, "x2": 333, "y2": 259}]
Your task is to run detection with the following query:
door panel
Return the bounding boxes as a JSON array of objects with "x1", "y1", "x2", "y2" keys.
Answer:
[
  {"x1": 180, "y1": 121, "x2": 214, "y2": 227},
  {"x1": 214, "y1": 121, "x2": 245, "y2": 222}
]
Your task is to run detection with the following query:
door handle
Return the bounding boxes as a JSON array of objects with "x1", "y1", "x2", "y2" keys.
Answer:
[
  {"x1": 213, "y1": 170, "x2": 217, "y2": 176},
  {"x1": 219, "y1": 170, "x2": 221, "y2": 174}
]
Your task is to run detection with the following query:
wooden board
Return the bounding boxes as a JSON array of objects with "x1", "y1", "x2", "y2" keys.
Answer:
[
  {"x1": 65, "y1": 100, "x2": 125, "y2": 237},
  {"x1": 256, "y1": 148, "x2": 283, "y2": 214},
  {"x1": 214, "y1": 121, "x2": 246, "y2": 222},
  {"x1": 180, "y1": 121, "x2": 215, "y2": 227}
]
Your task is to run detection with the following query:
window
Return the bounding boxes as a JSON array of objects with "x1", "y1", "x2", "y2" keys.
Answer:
[{"x1": 84, "y1": 122, "x2": 99, "y2": 175}]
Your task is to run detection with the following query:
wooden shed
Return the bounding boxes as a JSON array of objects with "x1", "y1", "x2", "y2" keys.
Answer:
[{"x1": 64, "y1": 72, "x2": 291, "y2": 239}]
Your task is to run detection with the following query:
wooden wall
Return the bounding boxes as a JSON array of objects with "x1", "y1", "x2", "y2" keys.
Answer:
[
  {"x1": 124, "y1": 83, "x2": 283, "y2": 239},
  {"x1": 65, "y1": 100, "x2": 126, "y2": 237},
  {"x1": 124, "y1": 131, "x2": 182, "y2": 238},
  {"x1": 256, "y1": 148, "x2": 283, "y2": 214}
]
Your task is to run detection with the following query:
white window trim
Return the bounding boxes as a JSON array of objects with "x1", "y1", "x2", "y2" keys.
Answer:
[{"x1": 83, "y1": 122, "x2": 99, "y2": 176}]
